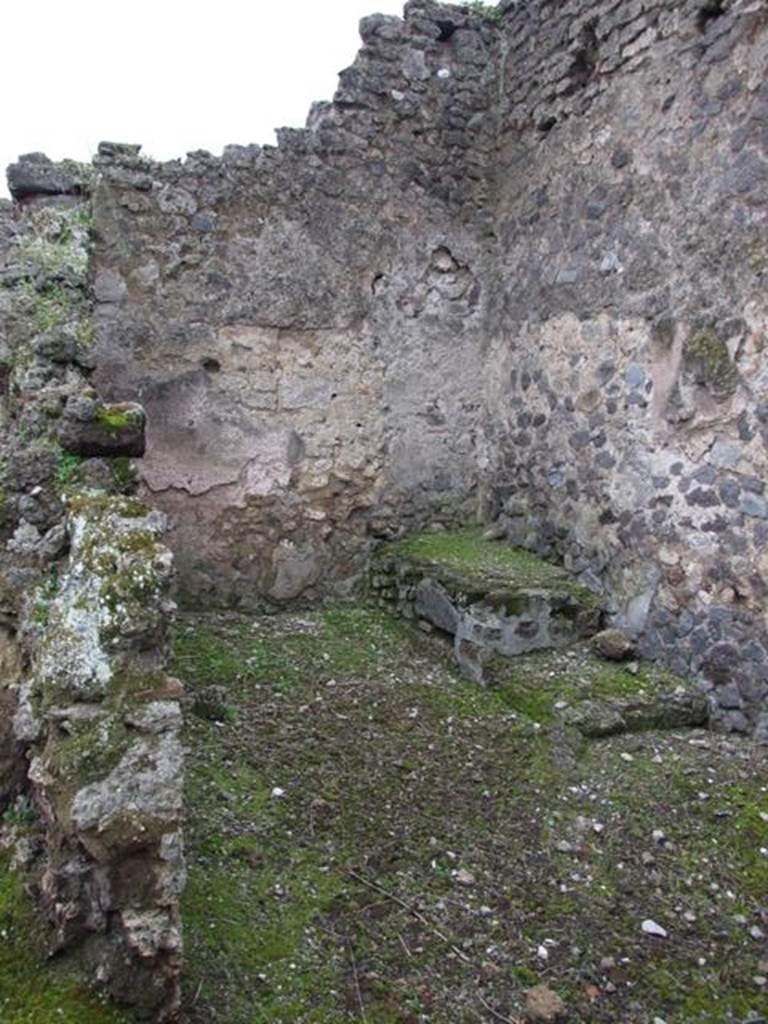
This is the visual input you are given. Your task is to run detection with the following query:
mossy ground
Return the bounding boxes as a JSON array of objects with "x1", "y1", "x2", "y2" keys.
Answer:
[
  {"x1": 171, "y1": 605, "x2": 768, "y2": 1024},
  {"x1": 0, "y1": 605, "x2": 764, "y2": 1022}
]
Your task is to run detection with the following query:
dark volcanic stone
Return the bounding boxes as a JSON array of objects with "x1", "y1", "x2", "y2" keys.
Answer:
[{"x1": 57, "y1": 401, "x2": 146, "y2": 458}]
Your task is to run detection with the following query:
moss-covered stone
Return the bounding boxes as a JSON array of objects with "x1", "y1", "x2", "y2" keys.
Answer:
[
  {"x1": 42, "y1": 711, "x2": 133, "y2": 793},
  {"x1": 109, "y1": 457, "x2": 137, "y2": 493},
  {"x1": 375, "y1": 528, "x2": 602, "y2": 619},
  {"x1": 16, "y1": 205, "x2": 91, "y2": 286},
  {"x1": 0, "y1": 852, "x2": 130, "y2": 1023},
  {"x1": 684, "y1": 327, "x2": 739, "y2": 397},
  {"x1": 373, "y1": 528, "x2": 602, "y2": 681},
  {"x1": 94, "y1": 406, "x2": 144, "y2": 432},
  {"x1": 487, "y1": 644, "x2": 706, "y2": 732}
]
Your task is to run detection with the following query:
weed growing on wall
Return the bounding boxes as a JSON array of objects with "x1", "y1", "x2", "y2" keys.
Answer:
[{"x1": 467, "y1": 0, "x2": 502, "y2": 19}]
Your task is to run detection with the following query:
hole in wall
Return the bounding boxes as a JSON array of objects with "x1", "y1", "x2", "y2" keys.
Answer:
[
  {"x1": 697, "y1": 0, "x2": 725, "y2": 32},
  {"x1": 201, "y1": 358, "x2": 221, "y2": 373},
  {"x1": 436, "y1": 19, "x2": 457, "y2": 42},
  {"x1": 564, "y1": 19, "x2": 599, "y2": 94}
]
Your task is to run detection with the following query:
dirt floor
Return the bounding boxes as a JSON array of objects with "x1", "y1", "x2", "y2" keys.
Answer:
[
  {"x1": 1, "y1": 601, "x2": 766, "y2": 1022},
  {"x1": 170, "y1": 605, "x2": 768, "y2": 1024}
]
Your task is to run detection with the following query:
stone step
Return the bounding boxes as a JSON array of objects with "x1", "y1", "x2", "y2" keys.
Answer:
[
  {"x1": 371, "y1": 527, "x2": 603, "y2": 683},
  {"x1": 484, "y1": 644, "x2": 708, "y2": 738}
]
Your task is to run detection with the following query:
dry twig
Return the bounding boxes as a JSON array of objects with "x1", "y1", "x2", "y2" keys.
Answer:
[
  {"x1": 346, "y1": 869, "x2": 472, "y2": 964},
  {"x1": 346, "y1": 937, "x2": 367, "y2": 1022},
  {"x1": 477, "y1": 992, "x2": 521, "y2": 1024}
]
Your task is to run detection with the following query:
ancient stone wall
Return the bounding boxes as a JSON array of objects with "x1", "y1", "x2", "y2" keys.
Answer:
[
  {"x1": 89, "y1": 1, "x2": 500, "y2": 609},
  {"x1": 0, "y1": 166, "x2": 184, "y2": 1018},
  {"x1": 486, "y1": 0, "x2": 768, "y2": 736},
  {"x1": 9, "y1": 0, "x2": 766, "y2": 734}
]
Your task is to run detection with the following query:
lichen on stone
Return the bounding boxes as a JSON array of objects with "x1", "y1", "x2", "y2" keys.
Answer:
[{"x1": 683, "y1": 327, "x2": 739, "y2": 398}]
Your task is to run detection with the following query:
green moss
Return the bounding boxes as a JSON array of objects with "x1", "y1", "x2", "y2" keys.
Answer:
[
  {"x1": 19, "y1": 281, "x2": 74, "y2": 334},
  {"x1": 17, "y1": 205, "x2": 91, "y2": 284},
  {"x1": 55, "y1": 451, "x2": 83, "y2": 491},
  {"x1": 171, "y1": 608, "x2": 766, "y2": 1023},
  {"x1": 109, "y1": 457, "x2": 136, "y2": 492},
  {"x1": 1, "y1": 796, "x2": 36, "y2": 828},
  {"x1": 66, "y1": 492, "x2": 147, "y2": 519},
  {"x1": 684, "y1": 328, "x2": 738, "y2": 396},
  {"x1": 693, "y1": 781, "x2": 768, "y2": 898},
  {"x1": 175, "y1": 605, "x2": 562, "y2": 1021},
  {"x1": 648, "y1": 970, "x2": 763, "y2": 1023},
  {"x1": 95, "y1": 407, "x2": 143, "y2": 433},
  {"x1": 31, "y1": 568, "x2": 61, "y2": 631},
  {"x1": 0, "y1": 853, "x2": 129, "y2": 1023},
  {"x1": 489, "y1": 646, "x2": 691, "y2": 725},
  {"x1": 43, "y1": 712, "x2": 132, "y2": 790},
  {"x1": 74, "y1": 317, "x2": 94, "y2": 349},
  {"x1": 377, "y1": 527, "x2": 601, "y2": 612},
  {"x1": 173, "y1": 605, "x2": 410, "y2": 695},
  {"x1": 182, "y1": 754, "x2": 348, "y2": 1022},
  {"x1": 511, "y1": 965, "x2": 539, "y2": 986},
  {"x1": 382, "y1": 527, "x2": 559, "y2": 581}
]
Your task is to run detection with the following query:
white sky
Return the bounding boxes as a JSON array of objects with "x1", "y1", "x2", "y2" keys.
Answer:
[{"x1": 1, "y1": 0, "x2": 441, "y2": 198}]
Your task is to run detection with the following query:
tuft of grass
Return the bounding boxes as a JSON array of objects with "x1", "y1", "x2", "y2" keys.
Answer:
[
  {"x1": 466, "y1": 0, "x2": 503, "y2": 20},
  {"x1": 1, "y1": 797, "x2": 36, "y2": 828},
  {"x1": 55, "y1": 450, "x2": 83, "y2": 491}
]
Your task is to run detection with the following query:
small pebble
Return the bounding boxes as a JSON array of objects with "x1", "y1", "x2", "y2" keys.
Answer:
[{"x1": 641, "y1": 919, "x2": 668, "y2": 938}]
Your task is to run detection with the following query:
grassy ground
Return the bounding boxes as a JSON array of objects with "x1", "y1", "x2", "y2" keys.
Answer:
[{"x1": 172, "y1": 605, "x2": 768, "y2": 1024}]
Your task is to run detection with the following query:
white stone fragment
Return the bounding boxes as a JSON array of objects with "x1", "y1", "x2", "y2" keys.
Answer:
[{"x1": 641, "y1": 919, "x2": 668, "y2": 938}]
